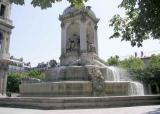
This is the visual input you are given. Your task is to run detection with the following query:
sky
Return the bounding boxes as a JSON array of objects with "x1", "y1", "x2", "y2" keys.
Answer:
[{"x1": 10, "y1": 0, "x2": 160, "y2": 67}]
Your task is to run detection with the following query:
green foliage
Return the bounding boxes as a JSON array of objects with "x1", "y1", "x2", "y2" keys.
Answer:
[
  {"x1": 10, "y1": 0, "x2": 87, "y2": 9},
  {"x1": 119, "y1": 56, "x2": 144, "y2": 70},
  {"x1": 148, "y1": 54, "x2": 160, "y2": 69},
  {"x1": 110, "y1": 0, "x2": 160, "y2": 47},
  {"x1": 7, "y1": 70, "x2": 45, "y2": 93},
  {"x1": 28, "y1": 70, "x2": 45, "y2": 79},
  {"x1": 107, "y1": 55, "x2": 119, "y2": 66},
  {"x1": 7, "y1": 72, "x2": 25, "y2": 93},
  {"x1": 106, "y1": 55, "x2": 160, "y2": 86},
  {"x1": 131, "y1": 55, "x2": 160, "y2": 85},
  {"x1": 106, "y1": 56, "x2": 144, "y2": 70},
  {"x1": 132, "y1": 67, "x2": 160, "y2": 85}
]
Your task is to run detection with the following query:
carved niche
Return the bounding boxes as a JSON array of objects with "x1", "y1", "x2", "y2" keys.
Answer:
[
  {"x1": 66, "y1": 34, "x2": 80, "y2": 53},
  {"x1": 86, "y1": 34, "x2": 96, "y2": 52}
]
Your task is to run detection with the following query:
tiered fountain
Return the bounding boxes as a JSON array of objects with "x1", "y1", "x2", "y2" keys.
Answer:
[{"x1": 20, "y1": 6, "x2": 144, "y2": 97}]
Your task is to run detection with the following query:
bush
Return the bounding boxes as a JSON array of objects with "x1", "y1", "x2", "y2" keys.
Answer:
[
  {"x1": 7, "y1": 70, "x2": 45, "y2": 93},
  {"x1": 130, "y1": 54, "x2": 160, "y2": 85},
  {"x1": 28, "y1": 70, "x2": 45, "y2": 79},
  {"x1": 7, "y1": 72, "x2": 24, "y2": 93}
]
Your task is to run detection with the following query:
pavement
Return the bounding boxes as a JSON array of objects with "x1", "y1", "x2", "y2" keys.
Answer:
[{"x1": 0, "y1": 105, "x2": 160, "y2": 114}]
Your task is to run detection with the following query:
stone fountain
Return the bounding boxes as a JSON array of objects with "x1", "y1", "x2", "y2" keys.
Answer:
[{"x1": 20, "y1": 6, "x2": 144, "y2": 97}]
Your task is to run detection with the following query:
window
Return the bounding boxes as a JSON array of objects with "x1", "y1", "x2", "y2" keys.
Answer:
[{"x1": 0, "y1": 4, "x2": 6, "y2": 17}]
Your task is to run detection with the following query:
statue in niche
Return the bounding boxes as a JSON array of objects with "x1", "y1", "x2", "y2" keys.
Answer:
[
  {"x1": 66, "y1": 33, "x2": 80, "y2": 52},
  {"x1": 87, "y1": 34, "x2": 96, "y2": 52}
]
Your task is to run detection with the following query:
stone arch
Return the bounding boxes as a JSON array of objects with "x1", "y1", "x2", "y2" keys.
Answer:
[
  {"x1": 86, "y1": 22, "x2": 94, "y2": 43},
  {"x1": 86, "y1": 22, "x2": 95, "y2": 52},
  {"x1": 66, "y1": 22, "x2": 80, "y2": 40},
  {"x1": 66, "y1": 22, "x2": 80, "y2": 52}
]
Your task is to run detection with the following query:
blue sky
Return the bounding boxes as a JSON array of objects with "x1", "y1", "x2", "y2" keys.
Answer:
[{"x1": 10, "y1": 0, "x2": 160, "y2": 66}]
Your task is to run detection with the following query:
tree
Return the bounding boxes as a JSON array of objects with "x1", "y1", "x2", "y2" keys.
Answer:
[
  {"x1": 7, "y1": 72, "x2": 25, "y2": 93},
  {"x1": 7, "y1": 70, "x2": 45, "y2": 93},
  {"x1": 119, "y1": 56, "x2": 144, "y2": 70},
  {"x1": 148, "y1": 54, "x2": 160, "y2": 69},
  {"x1": 10, "y1": 0, "x2": 87, "y2": 9},
  {"x1": 131, "y1": 55, "x2": 160, "y2": 85},
  {"x1": 107, "y1": 55, "x2": 119, "y2": 66},
  {"x1": 110, "y1": 0, "x2": 160, "y2": 47}
]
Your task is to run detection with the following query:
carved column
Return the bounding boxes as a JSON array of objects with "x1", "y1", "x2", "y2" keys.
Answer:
[
  {"x1": 94, "y1": 25, "x2": 98, "y2": 55},
  {"x1": 3, "y1": 32, "x2": 7, "y2": 54},
  {"x1": 80, "y1": 14, "x2": 87, "y2": 53},
  {"x1": 0, "y1": 32, "x2": 5, "y2": 55},
  {"x1": 6, "y1": 32, "x2": 10, "y2": 54},
  {"x1": 61, "y1": 21, "x2": 66, "y2": 55}
]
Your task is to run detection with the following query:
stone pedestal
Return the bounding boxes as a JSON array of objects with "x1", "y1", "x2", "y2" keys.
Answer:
[
  {"x1": 0, "y1": 69, "x2": 7, "y2": 96},
  {"x1": 0, "y1": 60, "x2": 9, "y2": 96},
  {"x1": 0, "y1": 0, "x2": 13, "y2": 97}
]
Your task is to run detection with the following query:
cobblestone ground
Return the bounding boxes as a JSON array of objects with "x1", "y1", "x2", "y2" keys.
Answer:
[{"x1": 0, "y1": 105, "x2": 160, "y2": 114}]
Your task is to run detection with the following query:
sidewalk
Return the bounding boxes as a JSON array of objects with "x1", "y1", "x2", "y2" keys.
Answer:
[{"x1": 0, "y1": 105, "x2": 160, "y2": 114}]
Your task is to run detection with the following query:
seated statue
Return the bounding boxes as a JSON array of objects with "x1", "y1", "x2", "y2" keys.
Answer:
[
  {"x1": 87, "y1": 42, "x2": 96, "y2": 52},
  {"x1": 66, "y1": 34, "x2": 80, "y2": 52}
]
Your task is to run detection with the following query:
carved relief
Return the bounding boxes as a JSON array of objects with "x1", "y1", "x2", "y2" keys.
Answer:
[
  {"x1": 87, "y1": 42, "x2": 96, "y2": 52},
  {"x1": 87, "y1": 67, "x2": 105, "y2": 96},
  {"x1": 86, "y1": 34, "x2": 96, "y2": 52}
]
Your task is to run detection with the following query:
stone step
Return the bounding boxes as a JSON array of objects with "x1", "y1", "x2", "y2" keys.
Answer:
[{"x1": 0, "y1": 95, "x2": 160, "y2": 110}]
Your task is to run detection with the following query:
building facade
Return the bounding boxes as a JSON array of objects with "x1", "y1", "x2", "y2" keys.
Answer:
[
  {"x1": 0, "y1": 0, "x2": 13, "y2": 96},
  {"x1": 9, "y1": 56, "x2": 31, "y2": 72}
]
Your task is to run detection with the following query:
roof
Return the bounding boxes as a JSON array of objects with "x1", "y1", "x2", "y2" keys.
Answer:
[{"x1": 63, "y1": 6, "x2": 96, "y2": 18}]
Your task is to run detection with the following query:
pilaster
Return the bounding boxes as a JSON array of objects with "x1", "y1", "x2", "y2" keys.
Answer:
[
  {"x1": 0, "y1": 61, "x2": 8, "y2": 96},
  {"x1": 94, "y1": 25, "x2": 98, "y2": 55},
  {"x1": 61, "y1": 21, "x2": 67, "y2": 55},
  {"x1": 80, "y1": 14, "x2": 87, "y2": 53}
]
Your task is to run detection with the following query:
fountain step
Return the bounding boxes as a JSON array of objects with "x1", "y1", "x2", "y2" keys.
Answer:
[{"x1": 0, "y1": 95, "x2": 159, "y2": 109}]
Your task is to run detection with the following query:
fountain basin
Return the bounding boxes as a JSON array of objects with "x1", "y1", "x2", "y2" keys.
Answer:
[
  {"x1": 105, "y1": 81, "x2": 144, "y2": 96},
  {"x1": 20, "y1": 81, "x2": 144, "y2": 97}
]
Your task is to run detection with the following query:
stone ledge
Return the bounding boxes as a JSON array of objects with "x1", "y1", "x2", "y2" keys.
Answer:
[{"x1": 0, "y1": 95, "x2": 160, "y2": 110}]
